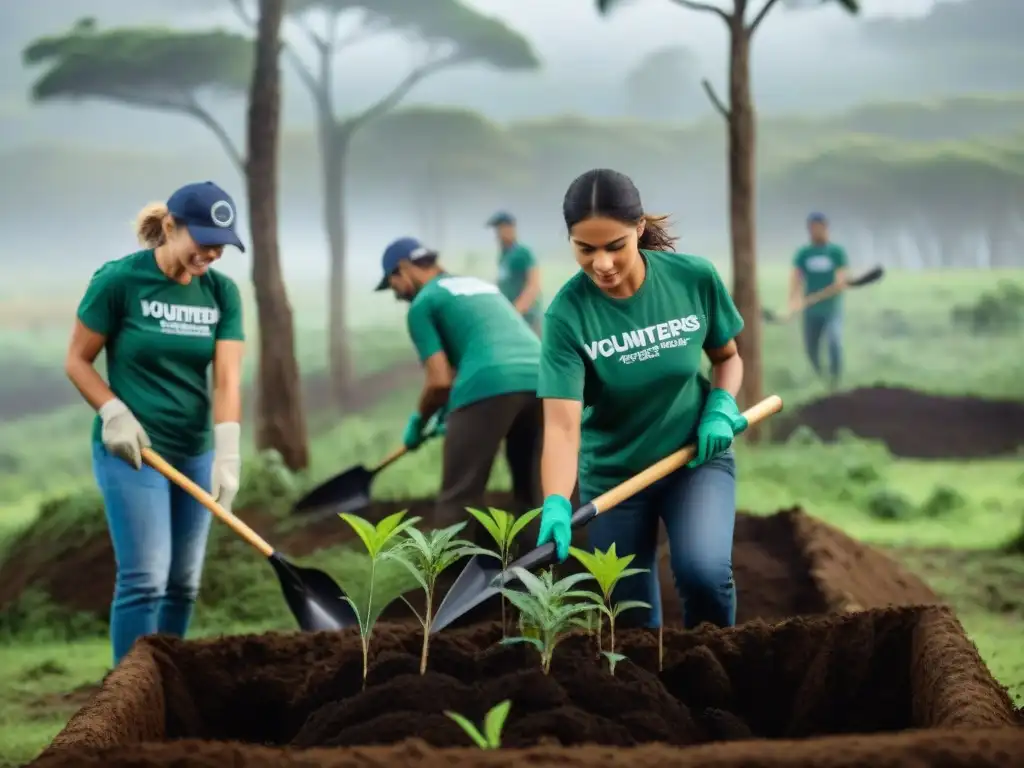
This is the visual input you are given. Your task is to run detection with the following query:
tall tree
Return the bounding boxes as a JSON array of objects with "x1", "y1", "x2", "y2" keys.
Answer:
[
  {"x1": 228, "y1": 0, "x2": 540, "y2": 404},
  {"x1": 248, "y1": 0, "x2": 310, "y2": 469},
  {"x1": 595, "y1": 0, "x2": 860, "y2": 435},
  {"x1": 22, "y1": 18, "x2": 253, "y2": 171}
]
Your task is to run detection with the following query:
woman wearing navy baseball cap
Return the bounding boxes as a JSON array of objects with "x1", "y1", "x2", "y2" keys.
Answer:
[{"x1": 64, "y1": 181, "x2": 247, "y2": 664}]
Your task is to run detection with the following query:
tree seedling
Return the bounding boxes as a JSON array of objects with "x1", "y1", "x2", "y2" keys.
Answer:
[
  {"x1": 500, "y1": 568, "x2": 596, "y2": 674},
  {"x1": 444, "y1": 699, "x2": 511, "y2": 749},
  {"x1": 464, "y1": 506, "x2": 541, "y2": 635},
  {"x1": 338, "y1": 510, "x2": 421, "y2": 686},
  {"x1": 384, "y1": 522, "x2": 477, "y2": 673},
  {"x1": 570, "y1": 544, "x2": 650, "y2": 660}
]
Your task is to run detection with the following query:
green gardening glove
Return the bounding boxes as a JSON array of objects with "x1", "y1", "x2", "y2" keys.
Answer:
[
  {"x1": 402, "y1": 412, "x2": 427, "y2": 451},
  {"x1": 686, "y1": 388, "x2": 747, "y2": 469},
  {"x1": 428, "y1": 404, "x2": 449, "y2": 437},
  {"x1": 536, "y1": 494, "x2": 573, "y2": 563}
]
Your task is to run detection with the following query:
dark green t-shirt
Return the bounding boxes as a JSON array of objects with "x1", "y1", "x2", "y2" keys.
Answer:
[
  {"x1": 538, "y1": 250, "x2": 743, "y2": 498},
  {"x1": 77, "y1": 249, "x2": 245, "y2": 459},
  {"x1": 407, "y1": 273, "x2": 540, "y2": 412},
  {"x1": 498, "y1": 243, "x2": 542, "y2": 327},
  {"x1": 793, "y1": 242, "x2": 848, "y2": 318}
]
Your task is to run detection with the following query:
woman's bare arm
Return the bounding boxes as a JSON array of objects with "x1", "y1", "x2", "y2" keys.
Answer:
[
  {"x1": 541, "y1": 398, "x2": 582, "y2": 499},
  {"x1": 64, "y1": 319, "x2": 116, "y2": 410},
  {"x1": 706, "y1": 339, "x2": 743, "y2": 397},
  {"x1": 213, "y1": 340, "x2": 245, "y2": 423}
]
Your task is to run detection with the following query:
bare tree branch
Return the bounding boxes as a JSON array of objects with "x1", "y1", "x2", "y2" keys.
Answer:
[
  {"x1": 344, "y1": 51, "x2": 461, "y2": 135},
  {"x1": 184, "y1": 97, "x2": 247, "y2": 172},
  {"x1": 670, "y1": 0, "x2": 731, "y2": 22},
  {"x1": 702, "y1": 77, "x2": 730, "y2": 119},
  {"x1": 747, "y1": 0, "x2": 783, "y2": 34}
]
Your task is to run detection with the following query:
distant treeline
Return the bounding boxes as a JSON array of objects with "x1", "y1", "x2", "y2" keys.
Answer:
[{"x1": 6, "y1": 94, "x2": 1024, "y2": 268}]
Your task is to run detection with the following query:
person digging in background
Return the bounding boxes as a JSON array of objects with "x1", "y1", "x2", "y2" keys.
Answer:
[
  {"x1": 64, "y1": 181, "x2": 246, "y2": 665},
  {"x1": 535, "y1": 168, "x2": 746, "y2": 630},
  {"x1": 487, "y1": 210, "x2": 544, "y2": 336},
  {"x1": 376, "y1": 236, "x2": 543, "y2": 535},
  {"x1": 789, "y1": 212, "x2": 848, "y2": 390}
]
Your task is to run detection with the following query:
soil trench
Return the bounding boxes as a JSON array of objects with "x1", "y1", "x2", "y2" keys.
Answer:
[
  {"x1": 771, "y1": 386, "x2": 1024, "y2": 458},
  {"x1": 31, "y1": 607, "x2": 1020, "y2": 766}
]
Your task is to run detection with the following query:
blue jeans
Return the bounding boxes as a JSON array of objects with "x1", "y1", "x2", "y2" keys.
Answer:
[
  {"x1": 584, "y1": 451, "x2": 737, "y2": 630},
  {"x1": 91, "y1": 443, "x2": 214, "y2": 664},
  {"x1": 803, "y1": 313, "x2": 843, "y2": 382}
]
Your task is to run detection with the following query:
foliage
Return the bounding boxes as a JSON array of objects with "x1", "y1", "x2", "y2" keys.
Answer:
[
  {"x1": 569, "y1": 544, "x2": 649, "y2": 659},
  {"x1": 950, "y1": 282, "x2": 1024, "y2": 335},
  {"x1": 444, "y1": 699, "x2": 511, "y2": 749},
  {"x1": 865, "y1": 488, "x2": 916, "y2": 521},
  {"x1": 338, "y1": 510, "x2": 421, "y2": 684},
  {"x1": 384, "y1": 522, "x2": 476, "y2": 673},
  {"x1": 464, "y1": 506, "x2": 541, "y2": 633},
  {"x1": 500, "y1": 568, "x2": 596, "y2": 674},
  {"x1": 233, "y1": 450, "x2": 301, "y2": 514}
]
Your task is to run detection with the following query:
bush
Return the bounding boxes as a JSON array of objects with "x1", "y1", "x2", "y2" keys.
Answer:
[
  {"x1": 950, "y1": 281, "x2": 1024, "y2": 335},
  {"x1": 919, "y1": 485, "x2": 966, "y2": 518},
  {"x1": 233, "y1": 449, "x2": 300, "y2": 515},
  {"x1": 865, "y1": 488, "x2": 916, "y2": 521}
]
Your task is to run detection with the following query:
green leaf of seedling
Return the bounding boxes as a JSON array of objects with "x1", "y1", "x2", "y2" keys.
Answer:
[
  {"x1": 466, "y1": 507, "x2": 504, "y2": 550},
  {"x1": 508, "y1": 507, "x2": 541, "y2": 542},
  {"x1": 339, "y1": 513, "x2": 378, "y2": 557},
  {"x1": 501, "y1": 636, "x2": 545, "y2": 653},
  {"x1": 340, "y1": 595, "x2": 367, "y2": 634},
  {"x1": 500, "y1": 587, "x2": 544, "y2": 619},
  {"x1": 444, "y1": 710, "x2": 490, "y2": 749},
  {"x1": 457, "y1": 545, "x2": 501, "y2": 561},
  {"x1": 373, "y1": 511, "x2": 422, "y2": 555},
  {"x1": 611, "y1": 599, "x2": 651, "y2": 617},
  {"x1": 380, "y1": 551, "x2": 429, "y2": 593},
  {"x1": 483, "y1": 699, "x2": 511, "y2": 748},
  {"x1": 601, "y1": 651, "x2": 627, "y2": 675}
]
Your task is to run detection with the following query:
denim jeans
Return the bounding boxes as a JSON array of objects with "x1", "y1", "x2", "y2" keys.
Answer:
[
  {"x1": 583, "y1": 450, "x2": 737, "y2": 630},
  {"x1": 91, "y1": 443, "x2": 214, "y2": 664},
  {"x1": 803, "y1": 313, "x2": 843, "y2": 382}
]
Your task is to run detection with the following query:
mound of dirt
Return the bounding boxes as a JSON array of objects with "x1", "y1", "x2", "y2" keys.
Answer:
[
  {"x1": 772, "y1": 386, "x2": 1024, "y2": 459},
  {"x1": 31, "y1": 607, "x2": 1021, "y2": 766}
]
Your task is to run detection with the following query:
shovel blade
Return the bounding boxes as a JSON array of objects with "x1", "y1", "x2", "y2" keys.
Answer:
[
  {"x1": 291, "y1": 466, "x2": 374, "y2": 517},
  {"x1": 850, "y1": 265, "x2": 884, "y2": 287},
  {"x1": 430, "y1": 554, "x2": 505, "y2": 634},
  {"x1": 269, "y1": 553, "x2": 359, "y2": 631}
]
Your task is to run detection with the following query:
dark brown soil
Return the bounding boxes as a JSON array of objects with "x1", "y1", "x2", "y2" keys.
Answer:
[
  {"x1": 771, "y1": 386, "x2": 1024, "y2": 458},
  {"x1": 29, "y1": 607, "x2": 1021, "y2": 766}
]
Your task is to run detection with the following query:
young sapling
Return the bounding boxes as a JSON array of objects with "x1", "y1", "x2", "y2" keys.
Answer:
[
  {"x1": 444, "y1": 699, "x2": 511, "y2": 749},
  {"x1": 383, "y1": 521, "x2": 476, "y2": 673},
  {"x1": 570, "y1": 544, "x2": 650, "y2": 659},
  {"x1": 464, "y1": 506, "x2": 541, "y2": 634},
  {"x1": 338, "y1": 510, "x2": 421, "y2": 686},
  {"x1": 500, "y1": 568, "x2": 596, "y2": 674}
]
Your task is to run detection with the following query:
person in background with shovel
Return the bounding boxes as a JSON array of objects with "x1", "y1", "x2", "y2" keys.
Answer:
[
  {"x1": 789, "y1": 212, "x2": 848, "y2": 389},
  {"x1": 376, "y1": 237, "x2": 544, "y2": 537},
  {"x1": 535, "y1": 168, "x2": 746, "y2": 631},
  {"x1": 63, "y1": 181, "x2": 246, "y2": 664},
  {"x1": 487, "y1": 211, "x2": 543, "y2": 336}
]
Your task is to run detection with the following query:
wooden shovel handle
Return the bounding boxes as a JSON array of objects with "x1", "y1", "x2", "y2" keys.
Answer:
[
  {"x1": 590, "y1": 395, "x2": 783, "y2": 513},
  {"x1": 142, "y1": 447, "x2": 274, "y2": 557},
  {"x1": 782, "y1": 282, "x2": 846, "y2": 322},
  {"x1": 373, "y1": 445, "x2": 409, "y2": 473}
]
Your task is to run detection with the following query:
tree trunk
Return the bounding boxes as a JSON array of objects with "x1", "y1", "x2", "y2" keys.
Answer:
[
  {"x1": 246, "y1": 0, "x2": 309, "y2": 470},
  {"x1": 727, "y1": 21, "x2": 764, "y2": 437},
  {"x1": 324, "y1": 123, "x2": 354, "y2": 406}
]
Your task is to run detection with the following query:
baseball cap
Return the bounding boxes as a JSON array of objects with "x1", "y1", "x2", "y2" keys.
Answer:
[
  {"x1": 374, "y1": 237, "x2": 436, "y2": 291},
  {"x1": 166, "y1": 181, "x2": 245, "y2": 252},
  {"x1": 486, "y1": 210, "x2": 516, "y2": 227},
  {"x1": 807, "y1": 211, "x2": 828, "y2": 225}
]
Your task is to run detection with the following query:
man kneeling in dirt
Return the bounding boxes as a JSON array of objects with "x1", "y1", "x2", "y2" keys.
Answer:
[{"x1": 375, "y1": 237, "x2": 543, "y2": 536}]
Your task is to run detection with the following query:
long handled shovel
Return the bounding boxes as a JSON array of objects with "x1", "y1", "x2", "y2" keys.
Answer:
[
  {"x1": 142, "y1": 448, "x2": 358, "y2": 631},
  {"x1": 291, "y1": 424, "x2": 445, "y2": 519},
  {"x1": 762, "y1": 265, "x2": 885, "y2": 323},
  {"x1": 430, "y1": 394, "x2": 784, "y2": 634}
]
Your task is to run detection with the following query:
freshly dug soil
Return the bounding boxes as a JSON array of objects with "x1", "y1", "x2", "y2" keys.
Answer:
[
  {"x1": 772, "y1": 386, "x2": 1024, "y2": 458},
  {"x1": 31, "y1": 606, "x2": 1021, "y2": 766}
]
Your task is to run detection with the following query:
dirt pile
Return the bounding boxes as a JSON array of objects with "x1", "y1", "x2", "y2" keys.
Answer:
[
  {"x1": 31, "y1": 606, "x2": 1021, "y2": 766},
  {"x1": 771, "y1": 386, "x2": 1024, "y2": 458}
]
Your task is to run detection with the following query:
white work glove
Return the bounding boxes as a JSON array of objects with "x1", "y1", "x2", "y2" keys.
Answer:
[
  {"x1": 99, "y1": 399, "x2": 151, "y2": 470},
  {"x1": 212, "y1": 422, "x2": 241, "y2": 511}
]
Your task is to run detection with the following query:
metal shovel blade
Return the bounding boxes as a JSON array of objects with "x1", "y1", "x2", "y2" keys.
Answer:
[
  {"x1": 849, "y1": 264, "x2": 884, "y2": 287},
  {"x1": 291, "y1": 466, "x2": 375, "y2": 517},
  {"x1": 268, "y1": 553, "x2": 359, "y2": 631}
]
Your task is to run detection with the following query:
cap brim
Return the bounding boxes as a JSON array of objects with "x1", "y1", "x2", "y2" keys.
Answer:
[
  {"x1": 374, "y1": 274, "x2": 390, "y2": 291},
  {"x1": 187, "y1": 224, "x2": 246, "y2": 253}
]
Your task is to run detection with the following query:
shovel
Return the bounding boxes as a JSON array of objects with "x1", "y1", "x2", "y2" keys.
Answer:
[
  {"x1": 430, "y1": 394, "x2": 784, "y2": 634},
  {"x1": 142, "y1": 447, "x2": 357, "y2": 631},
  {"x1": 762, "y1": 265, "x2": 885, "y2": 323},
  {"x1": 291, "y1": 423, "x2": 445, "y2": 519}
]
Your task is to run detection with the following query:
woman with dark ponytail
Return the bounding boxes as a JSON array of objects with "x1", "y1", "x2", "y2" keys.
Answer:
[{"x1": 535, "y1": 168, "x2": 746, "y2": 630}]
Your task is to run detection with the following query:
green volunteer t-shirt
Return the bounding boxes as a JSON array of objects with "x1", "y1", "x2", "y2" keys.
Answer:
[
  {"x1": 77, "y1": 249, "x2": 245, "y2": 459},
  {"x1": 793, "y1": 243, "x2": 848, "y2": 318},
  {"x1": 538, "y1": 249, "x2": 743, "y2": 499},
  {"x1": 498, "y1": 243, "x2": 542, "y2": 328},
  {"x1": 406, "y1": 273, "x2": 540, "y2": 412}
]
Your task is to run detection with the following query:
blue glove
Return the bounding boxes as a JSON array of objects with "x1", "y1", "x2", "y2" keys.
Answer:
[
  {"x1": 428, "y1": 404, "x2": 449, "y2": 437},
  {"x1": 686, "y1": 388, "x2": 747, "y2": 468},
  {"x1": 402, "y1": 412, "x2": 426, "y2": 451},
  {"x1": 536, "y1": 494, "x2": 573, "y2": 563}
]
